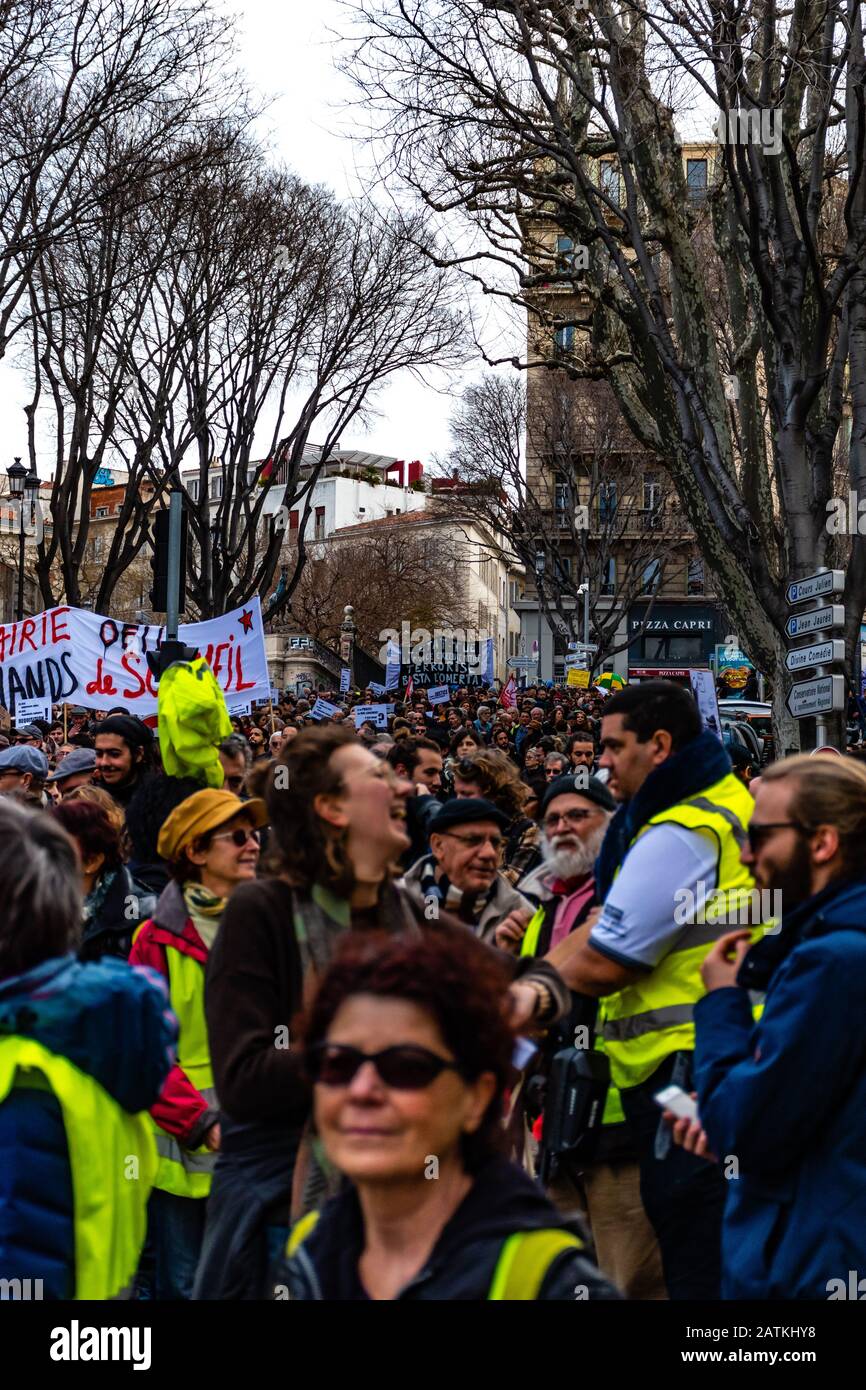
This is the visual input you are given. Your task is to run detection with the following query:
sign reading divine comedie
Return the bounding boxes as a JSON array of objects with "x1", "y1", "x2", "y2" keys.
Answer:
[{"x1": 0, "y1": 599, "x2": 270, "y2": 715}]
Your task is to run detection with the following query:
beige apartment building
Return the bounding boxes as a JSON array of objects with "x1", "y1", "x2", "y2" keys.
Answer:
[{"x1": 520, "y1": 140, "x2": 727, "y2": 684}]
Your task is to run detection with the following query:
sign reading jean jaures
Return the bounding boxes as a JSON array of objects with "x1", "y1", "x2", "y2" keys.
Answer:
[{"x1": 0, "y1": 599, "x2": 270, "y2": 713}]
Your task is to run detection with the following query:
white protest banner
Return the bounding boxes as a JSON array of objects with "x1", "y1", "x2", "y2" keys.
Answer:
[
  {"x1": 14, "y1": 697, "x2": 51, "y2": 727},
  {"x1": 309, "y1": 698, "x2": 341, "y2": 721},
  {"x1": 368, "y1": 682, "x2": 387, "y2": 696},
  {"x1": 228, "y1": 700, "x2": 252, "y2": 717},
  {"x1": 689, "y1": 668, "x2": 722, "y2": 740},
  {"x1": 353, "y1": 703, "x2": 389, "y2": 729},
  {"x1": 0, "y1": 598, "x2": 270, "y2": 716},
  {"x1": 340, "y1": 668, "x2": 351, "y2": 693},
  {"x1": 385, "y1": 639, "x2": 401, "y2": 691},
  {"x1": 426, "y1": 685, "x2": 451, "y2": 705}
]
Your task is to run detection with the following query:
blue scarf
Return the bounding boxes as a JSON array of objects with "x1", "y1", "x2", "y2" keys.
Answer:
[{"x1": 595, "y1": 731, "x2": 732, "y2": 900}]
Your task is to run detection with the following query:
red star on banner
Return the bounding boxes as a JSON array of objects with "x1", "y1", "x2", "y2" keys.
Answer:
[{"x1": 238, "y1": 609, "x2": 254, "y2": 634}]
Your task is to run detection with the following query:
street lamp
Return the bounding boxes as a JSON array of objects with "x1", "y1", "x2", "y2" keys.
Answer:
[
  {"x1": 535, "y1": 548, "x2": 546, "y2": 683},
  {"x1": 7, "y1": 457, "x2": 39, "y2": 621},
  {"x1": 340, "y1": 604, "x2": 357, "y2": 686},
  {"x1": 577, "y1": 580, "x2": 590, "y2": 647}
]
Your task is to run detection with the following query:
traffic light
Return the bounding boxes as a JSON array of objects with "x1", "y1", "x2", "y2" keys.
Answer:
[{"x1": 149, "y1": 505, "x2": 188, "y2": 614}]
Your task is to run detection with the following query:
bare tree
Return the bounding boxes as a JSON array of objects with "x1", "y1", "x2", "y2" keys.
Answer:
[
  {"x1": 0, "y1": 0, "x2": 241, "y2": 360},
  {"x1": 345, "y1": 0, "x2": 866, "y2": 746},
  {"x1": 115, "y1": 139, "x2": 464, "y2": 619},
  {"x1": 286, "y1": 525, "x2": 477, "y2": 652},
  {"x1": 443, "y1": 371, "x2": 693, "y2": 676}
]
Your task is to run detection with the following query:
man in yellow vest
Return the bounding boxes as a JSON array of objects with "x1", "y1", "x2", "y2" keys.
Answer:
[{"x1": 548, "y1": 681, "x2": 758, "y2": 1299}]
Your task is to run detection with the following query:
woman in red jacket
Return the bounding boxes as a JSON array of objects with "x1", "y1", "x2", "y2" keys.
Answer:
[{"x1": 129, "y1": 787, "x2": 267, "y2": 1300}]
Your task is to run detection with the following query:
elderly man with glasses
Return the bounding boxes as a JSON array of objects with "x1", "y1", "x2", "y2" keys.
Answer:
[{"x1": 398, "y1": 796, "x2": 534, "y2": 946}]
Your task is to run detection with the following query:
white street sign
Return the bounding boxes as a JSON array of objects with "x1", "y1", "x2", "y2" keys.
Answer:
[
  {"x1": 785, "y1": 639, "x2": 846, "y2": 672},
  {"x1": 785, "y1": 674, "x2": 845, "y2": 718},
  {"x1": 567, "y1": 642, "x2": 598, "y2": 653},
  {"x1": 785, "y1": 604, "x2": 845, "y2": 638},
  {"x1": 786, "y1": 570, "x2": 844, "y2": 605},
  {"x1": 507, "y1": 656, "x2": 536, "y2": 669}
]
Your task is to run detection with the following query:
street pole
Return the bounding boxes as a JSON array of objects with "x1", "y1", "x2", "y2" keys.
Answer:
[
  {"x1": 535, "y1": 549, "x2": 545, "y2": 685},
  {"x1": 16, "y1": 496, "x2": 25, "y2": 622},
  {"x1": 166, "y1": 489, "x2": 183, "y2": 641},
  {"x1": 340, "y1": 604, "x2": 356, "y2": 688},
  {"x1": 583, "y1": 582, "x2": 590, "y2": 648}
]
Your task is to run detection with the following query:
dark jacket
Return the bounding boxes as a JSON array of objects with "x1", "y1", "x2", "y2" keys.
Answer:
[
  {"x1": 274, "y1": 1155, "x2": 620, "y2": 1300},
  {"x1": 79, "y1": 865, "x2": 157, "y2": 963},
  {"x1": 694, "y1": 875, "x2": 866, "y2": 1300},
  {"x1": 0, "y1": 954, "x2": 175, "y2": 1298}
]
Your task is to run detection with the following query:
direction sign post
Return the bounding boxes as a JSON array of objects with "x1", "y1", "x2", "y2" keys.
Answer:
[
  {"x1": 785, "y1": 674, "x2": 845, "y2": 719},
  {"x1": 785, "y1": 604, "x2": 845, "y2": 639},
  {"x1": 786, "y1": 570, "x2": 844, "y2": 606},
  {"x1": 785, "y1": 639, "x2": 846, "y2": 673},
  {"x1": 785, "y1": 569, "x2": 847, "y2": 748}
]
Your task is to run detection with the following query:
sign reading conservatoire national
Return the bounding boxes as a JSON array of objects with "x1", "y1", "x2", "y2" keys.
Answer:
[{"x1": 0, "y1": 600, "x2": 270, "y2": 714}]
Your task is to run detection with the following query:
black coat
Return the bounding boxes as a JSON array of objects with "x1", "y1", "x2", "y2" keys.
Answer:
[{"x1": 274, "y1": 1155, "x2": 620, "y2": 1300}]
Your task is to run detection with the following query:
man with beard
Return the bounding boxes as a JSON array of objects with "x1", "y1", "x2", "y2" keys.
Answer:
[
  {"x1": 668, "y1": 755, "x2": 866, "y2": 1299},
  {"x1": 497, "y1": 776, "x2": 667, "y2": 1299}
]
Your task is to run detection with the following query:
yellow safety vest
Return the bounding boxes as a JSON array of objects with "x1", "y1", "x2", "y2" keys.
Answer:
[
  {"x1": 599, "y1": 771, "x2": 759, "y2": 1091},
  {"x1": 286, "y1": 1211, "x2": 583, "y2": 1300},
  {"x1": 152, "y1": 947, "x2": 217, "y2": 1199},
  {"x1": 0, "y1": 1036, "x2": 156, "y2": 1299},
  {"x1": 520, "y1": 903, "x2": 625, "y2": 1126}
]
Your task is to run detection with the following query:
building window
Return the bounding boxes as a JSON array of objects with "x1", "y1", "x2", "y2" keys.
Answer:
[
  {"x1": 314, "y1": 506, "x2": 326, "y2": 540},
  {"x1": 599, "y1": 481, "x2": 617, "y2": 524},
  {"x1": 187, "y1": 479, "x2": 199, "y2": 501},
  {"x1": 209, "y1": 474, "x2": 223, "y2": 501},
  {"x1": 554, "y1": 323, "x2": 575, "y2": 352},
  {"x1": 554, "y1": 475, "x2": 570, "y2": 524},
  {"x1": 641, "y1": 559, "x2": 661, "y2": 594},
  {"x1": 601, "y1": 557, "x2": 616, "y2": 596},
  {"x1": 687, "y1": 556, "x2": 705, "y2": 595},
  {"x1": 289, "y1": 510, "x2": 299, "y2": 531},
  {"x1": 556, "y1": 554, "x2": 572, "y2": 580},
  {"x1": 642, "y1": 473, "x2": 662, "y2": 528},
  {"x1": 686, "y1": 159, "x2": 708, "y2": 201},
  {"x1": 600, "y1": 162, "x2": 620, "y2": 206},
  {"x1": 556, "y1": 235, "x2": 578, "y2": 270},
  {"x1": 95, "y1": 506, "x2": 109, "y2": 519}
]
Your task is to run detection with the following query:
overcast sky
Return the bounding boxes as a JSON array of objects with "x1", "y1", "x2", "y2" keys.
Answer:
[{"x1": 0, "y1": 0, "x2": 468, "y2": 480}]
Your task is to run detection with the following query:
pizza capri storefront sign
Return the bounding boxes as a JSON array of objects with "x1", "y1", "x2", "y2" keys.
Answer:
[{"x1": 628, "y1": 604, "x2": 721, "y2": 674}]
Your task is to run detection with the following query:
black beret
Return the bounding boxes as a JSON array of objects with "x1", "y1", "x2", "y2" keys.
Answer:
[
  {"x1": 428, "y1": 796, "x2": 510, "y2": 835},
  {"x1": 96, "y1": 714, "x2": 154, "y2": 748},
  {"x1": 540, "y1": 774, "x2": 616, "y2": 819}
]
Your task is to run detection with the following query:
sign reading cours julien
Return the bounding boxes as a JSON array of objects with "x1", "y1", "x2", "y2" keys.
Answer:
[{"x1": 0, "y1": 599, "x2": 270, "y2": 714}]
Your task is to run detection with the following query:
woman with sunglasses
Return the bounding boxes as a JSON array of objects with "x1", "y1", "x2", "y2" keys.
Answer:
[
  {"x1": 274, "y1": 928, "x2": 618, "y2": 1301},
  {"x1": 128, "y1": 788, "x2": 266, "y2": 1300},
  {"x1": 199, "y1": 726, "x2": 570, "y2": 1299}
]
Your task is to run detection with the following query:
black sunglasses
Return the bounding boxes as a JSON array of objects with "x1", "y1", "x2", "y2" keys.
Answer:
[
  {"x1": 746, "y1": 821, "x2": 804, "y2": 852},
  {"x1": 305, "y1": 1042, "x2": 464, "y2": 1090}
]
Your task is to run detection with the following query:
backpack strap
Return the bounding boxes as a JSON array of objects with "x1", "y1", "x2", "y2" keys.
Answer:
[
  {"x1": 285, "y1": 1209, "x2": 320, "y2": 1259},
  {"x1": 488, "y1": 1229, "x2": 584, "y2": 1300}
]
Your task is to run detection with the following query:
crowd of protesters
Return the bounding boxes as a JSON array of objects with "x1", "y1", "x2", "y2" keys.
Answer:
[{"x1": 1, "y1": 669, "x2": 866, "y2": 1303}]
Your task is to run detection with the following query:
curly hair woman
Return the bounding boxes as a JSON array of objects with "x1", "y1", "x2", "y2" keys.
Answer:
[
  {"x1": 199, "y1": 727, "x2": 571, "y2": 1298},
  {"x1": 272, "y1": 929, "x2": 619, "y2": 1302}
]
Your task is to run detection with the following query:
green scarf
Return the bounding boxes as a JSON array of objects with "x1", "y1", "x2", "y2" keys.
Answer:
[{"x1": 183, "y1": 882, "x2": 227, "y2": 950}]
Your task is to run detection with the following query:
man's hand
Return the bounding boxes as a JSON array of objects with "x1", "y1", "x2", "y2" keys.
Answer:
[
  {"x1": 506, "y1": 981, "x2": 545, "y2": 1031},
  {"x1": 204, "y1": 1122, "x2": 221, "y2": 1152},
  {"x1": 701, "y1": 929, "x2": 753, "y2": 992},
  {"x1": 663, "y1": 1095, "x2": 717, "y2": 1162},
  {"x1": 495, "y1": 907, "x2": 533, "y2": 954}
]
